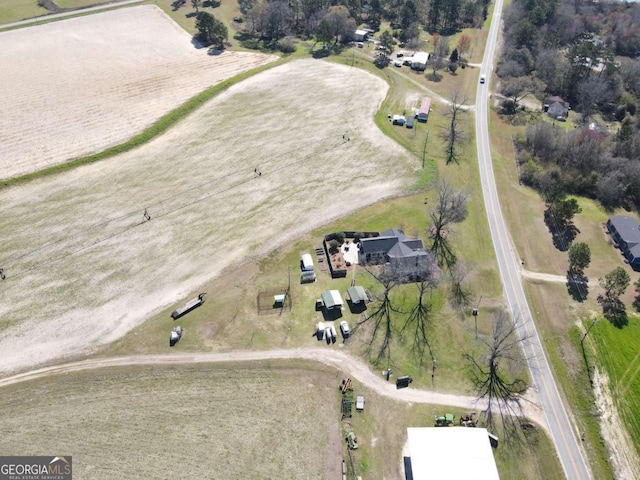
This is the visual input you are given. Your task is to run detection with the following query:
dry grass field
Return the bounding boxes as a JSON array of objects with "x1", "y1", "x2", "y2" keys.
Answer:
[
  {"x1": 0, "y1": 362, "x2": 341, "y2": 479},
  {"x1": 0, "y1": 356, "x2": 565, "y2": 480},
  {"x1": 0, "y1": 59, "x2": 417, "y2": 376},
  {"x1": 0, "y1": 4, "x2": 276, "y2": 180}
]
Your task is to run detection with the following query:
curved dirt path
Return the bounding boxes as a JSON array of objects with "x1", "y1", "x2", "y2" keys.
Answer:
[{"x1": 0, "y1": 348, "x2": 548, "y2": 430}]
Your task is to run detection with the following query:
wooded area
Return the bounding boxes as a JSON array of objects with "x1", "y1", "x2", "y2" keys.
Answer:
[
  {"x1": 236, "y1": 0, "x2": 489, "y2": 46},
  {"x1": 497, "y1": 0, "x2": 640, "y2": 210}
]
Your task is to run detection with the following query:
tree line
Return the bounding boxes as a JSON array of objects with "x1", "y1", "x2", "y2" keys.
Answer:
[{"x1": 236, "y1": 0, "x2": 490, "y2": 47}]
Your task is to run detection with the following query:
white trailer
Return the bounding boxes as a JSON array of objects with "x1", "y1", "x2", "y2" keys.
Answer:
[{"x1": 301, "y1": 253, "x2": 314, "y2": 272}]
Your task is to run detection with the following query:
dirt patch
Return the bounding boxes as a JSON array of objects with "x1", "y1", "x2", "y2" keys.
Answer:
[
  {"x1": 0, "y1": 59, "x2": 416, "y2": 375},
  {"x1": 200, "y1": 322, "x2": 218, "y2": 339},
  {"x1": 592, "y1": 367, "x2": 640, "y2": 480},
  {"x1": 0, "y1": 5, "x2": 276, "y2": 180}
]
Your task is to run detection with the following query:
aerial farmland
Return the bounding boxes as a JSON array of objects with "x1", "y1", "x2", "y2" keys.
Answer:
[{"x1": 0, "y1": 7, "x2": 418, "y2": 374}]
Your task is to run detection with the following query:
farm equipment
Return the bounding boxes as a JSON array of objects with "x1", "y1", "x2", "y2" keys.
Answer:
[
  {"x1": 341, "y1": 378, "x2": 353, "y2": 394},
  {"x1": 396, "y1": 376, "x2": 413, "y2": 389},
  {"x1": 171, "y1": 293, "x2": 206, "y2": 320},
  {"x1": 315, "y1": 322, "x2": 325, "y2": 341},
  {"x1": 329, "y1": 324, "x2": 337, "y2": 344},
  {"x1": 346, "y1": 432, "x2": 359, "y2": 450},
  {"x1": 169, "y1": 326, "x2": 183, "y2": 346},
  {"x1": 341, "y1": 378, "x2": 354, "y2": 419},
  {"x1": 460, "y1": 412, "x2": 478, "y2": 427},
  {"x1": 435, "y1": 413, "x2": 455, "y2": 426}
]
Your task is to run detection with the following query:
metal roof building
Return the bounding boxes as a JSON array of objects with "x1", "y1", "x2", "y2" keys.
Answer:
[
  {"x1": 405, "y1": 427, "x2": 500, "y2": 480},
  {"x1": 347, "y1": 286, "x2": 368, "y2": 304},
  {"x1": 410, "y1": 52, "x2": 429, "y2": 71},
  {"x1": 321, "y1": 290, "x2": 344, "y2": 310},
  {"x1": 607, "y1": 216, "x2": 640, "y2": 266}
]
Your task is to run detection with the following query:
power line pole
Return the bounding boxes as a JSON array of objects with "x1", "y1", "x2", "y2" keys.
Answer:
[
  {"x1": 580, "y1": 317, "x2": 599, "y2": 347},
  {"x1": 422, "y1": 131, "x2": 429, "y2": 169},
  {"x1": 472, "y1": 296, "x2": 482, "y2": 340}
]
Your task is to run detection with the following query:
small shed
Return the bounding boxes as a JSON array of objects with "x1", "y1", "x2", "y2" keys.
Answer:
[
  {"x1": 347, "y1": 286, "x2": 368, "y2": 304},
  {"x1": 274, "y1": 294, "x2": 286, "y2": 307},
  {"x1": 392, "y1": 114, "x2": 405, "y2": 125},
  {"x1": 354, "y1": 29, "x2": 368, "y2": 42},
  {"x1": 301, "y1": 270, "x2": 317, "y2": 283},
  {"x1": 321, "y1": 290, "x2": 344, "y2": 310}
]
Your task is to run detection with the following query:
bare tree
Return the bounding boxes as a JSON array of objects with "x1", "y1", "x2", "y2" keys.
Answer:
[
  {"x1": 428, "y1": 179, "x2": 469, "y2": 269},
  {"x1": 464, "y1": 309, "x2": 533, "y2": 441},
  {"x1": 355, "y1": 265, "x2": 403, "y2": 362},
  {"x1": 449, "y1": 259, "x2": 473, "y2": 311},
  {"x1": 401, "y1": 275, "x2": 439, "y2": 367},
  {"x1": 441, "y1": 90, "x2": 468, "y2": 164}
]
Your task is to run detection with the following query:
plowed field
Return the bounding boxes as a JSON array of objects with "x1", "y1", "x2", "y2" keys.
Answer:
[{"x1": 0, "y1": 4, "x2": 276, "y2": 180}]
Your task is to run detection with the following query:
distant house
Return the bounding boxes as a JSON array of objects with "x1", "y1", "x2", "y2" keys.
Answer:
[
  {"x1": 358, "y1": 228, "x2": 435, "y2": 278},
  {"x1": 411, "y1": 52, "x2": 429, "y2": 71},
  {"x1": 543, "y1": 96, "x2": 570, "y2": 120},
  {"x1": 354, "y1": 29, "x2": 368, "y2": 42},
  {"x1": 607, "y1": 216, "x2": 640, "y2": 267}
]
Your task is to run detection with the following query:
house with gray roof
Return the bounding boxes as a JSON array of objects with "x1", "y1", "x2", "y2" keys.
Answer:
[
  {"x1": 358, "y1": 228, "x2": 435, "y2": 278},
  {"x1": 543, "y1": 96, "x2": 570, "y2": 120},
  {"x1": 607, "y1": 216, "x2": 640, "y2": 267}
]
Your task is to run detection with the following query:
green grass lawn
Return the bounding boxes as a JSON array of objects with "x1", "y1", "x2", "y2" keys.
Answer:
[
  {"x1": 0, "y1": 0, "x2": 48, "y2": 24},
  {"x1": 590, "y1": 314, "x2": 640, "y2": 460},
  {"x1": 55, "y1": 0, "x2": 106, "y2": 8}
]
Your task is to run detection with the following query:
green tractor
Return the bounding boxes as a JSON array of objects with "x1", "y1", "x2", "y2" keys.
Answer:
[{"x1": 435, "y1": 413, "x2": 455, "y2": 426}]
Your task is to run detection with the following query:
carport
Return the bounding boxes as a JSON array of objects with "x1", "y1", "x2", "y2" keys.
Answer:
[
  {"x1": 347, "y1": 286, "x2": 367, "y2": 304},
  {"x1": 321, "y1": 290, "x2": 344, "y2": 310}
]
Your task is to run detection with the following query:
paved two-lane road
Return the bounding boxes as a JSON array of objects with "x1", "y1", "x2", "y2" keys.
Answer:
[{"x1": 475, "y1": 1, "x2": 592, "y2": 478}]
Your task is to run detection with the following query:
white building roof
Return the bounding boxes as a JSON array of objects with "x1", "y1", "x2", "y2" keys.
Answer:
[
  {"x1": 412, "y1": 51, "x2": 429, "y2": 64},
  {"x1": 354, "y1": 29, "x2": 368, "y2": 36},
  {"x1": 407, "y1": 427, "x2": 500, "y2": 480}
]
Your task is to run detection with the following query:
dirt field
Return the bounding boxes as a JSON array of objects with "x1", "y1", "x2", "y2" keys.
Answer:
[
  {"x1": 0, "y1": 4, "x2": 276, "y2": 180},
  {"x1": 0, "y1": 362, "x2": 341, "y2": 479},
  {"x1": 0, "y1": 59, "x2": 416, "y2": 375}
]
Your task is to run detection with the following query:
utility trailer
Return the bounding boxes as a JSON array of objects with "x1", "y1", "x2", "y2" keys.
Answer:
[{"x1": 171, "y1": 293, "x2": 206, "y2": 320}]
